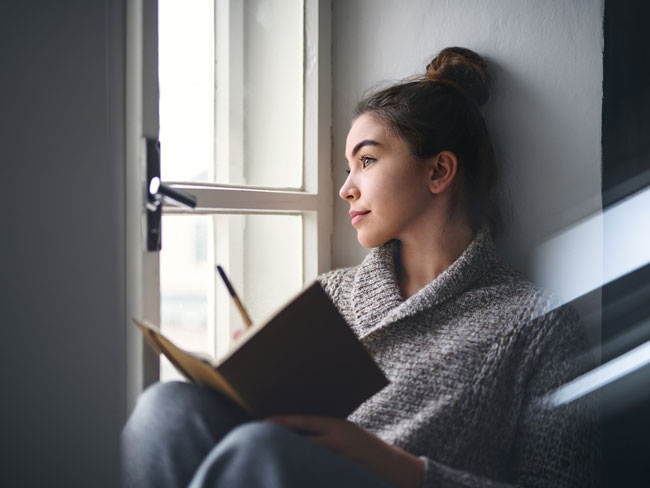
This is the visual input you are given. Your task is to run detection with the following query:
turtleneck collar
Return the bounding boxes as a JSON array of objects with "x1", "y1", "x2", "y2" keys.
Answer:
[{"x1": 351, "y1": 227, "x2": 499, "y2": 336}]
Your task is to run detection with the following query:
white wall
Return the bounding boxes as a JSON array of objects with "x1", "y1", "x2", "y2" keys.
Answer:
[{"x1": 331, "y1": 0, "x2": 604, "y2": 284}]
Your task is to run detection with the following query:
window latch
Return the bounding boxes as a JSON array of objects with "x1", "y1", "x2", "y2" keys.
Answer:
[{"x1": 145, "y1": 138, "x2": 197, "y2": 251}]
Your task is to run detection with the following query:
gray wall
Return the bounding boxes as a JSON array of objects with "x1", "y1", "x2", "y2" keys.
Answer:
[
  {"x1": 331, "y1": 0, "x2": 604, "y2": 282},
  {"x1": 0, "y1": 1, "x2": 125, "y2": 485}
]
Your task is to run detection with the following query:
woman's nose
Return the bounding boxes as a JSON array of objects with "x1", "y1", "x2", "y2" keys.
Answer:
[{"x1": 339, "y1": 175, "x2": 360, "y2": 201}]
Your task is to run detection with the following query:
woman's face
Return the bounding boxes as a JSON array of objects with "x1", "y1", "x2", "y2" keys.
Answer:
[{"x1": 339, "y1": 113, "x2": 435, "y2": 248}]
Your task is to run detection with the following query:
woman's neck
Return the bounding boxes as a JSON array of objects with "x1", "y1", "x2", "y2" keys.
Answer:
[{"x1": 396, "y1": 221, "x2": 474, "y2": 300}]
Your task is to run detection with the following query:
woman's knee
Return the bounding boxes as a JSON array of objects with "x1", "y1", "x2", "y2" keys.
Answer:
[
  {"x1": 221, "y1": 421, "x2": 288, "y2": 449},
  {"x1": 122, "y1": 382, "x2": 187, "y2": 443},
  {"x1": 123, "y1": 381, "x2": 251, "y2": 449},
  {"x1": 217, "y1": 421, "x2": 308, "y2": 464},
  {"x1": 127, "y1": 382, "x2": 193, "y2": 425},
  {"x1": 190, "y1": 422, "x2": 390, "y2": 488},
  {"x1": 131, "y1": 381, "x2": 241, "y2": 421},
  {"x1": 136, "y1": 381, "x2": 186, "y2": 410},
  {"x1": 187, "y1": 422, "x2": 301, "y2": 487}
]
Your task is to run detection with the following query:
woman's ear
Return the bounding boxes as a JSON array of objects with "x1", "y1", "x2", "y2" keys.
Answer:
[{"x1": 428, "y1": 151, "x2": 458, "y2": 194}]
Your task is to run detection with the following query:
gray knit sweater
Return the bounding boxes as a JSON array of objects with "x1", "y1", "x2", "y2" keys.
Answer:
[{"x1": 318, "y1": 229, "x2": 600, "y2": 487}]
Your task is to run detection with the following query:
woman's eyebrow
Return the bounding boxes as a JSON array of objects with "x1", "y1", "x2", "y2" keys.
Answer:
[{"x1": 351, "y1": 139, "x2": 381, "y2": 157}]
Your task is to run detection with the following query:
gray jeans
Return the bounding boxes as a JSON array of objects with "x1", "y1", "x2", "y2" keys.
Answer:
[{"x1": 121, "y1": 381, "x2": 392, "y2": 487}]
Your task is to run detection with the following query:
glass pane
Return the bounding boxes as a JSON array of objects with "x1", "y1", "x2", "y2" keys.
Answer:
[
  {"x1": 159, "y1": 213, "x2": 303, "y2": 380},
  {"x1": 159, "y1": 215, "x2": 215, "y2": 381},
  {"x1": 158, "y1": 0, "x2": 304, "y2": 188},
  {"x1": 240, "y1": 0, "x2": 304, "y2": 188},
  {"x1": 241, "y1": 214, "x2": 303, "y2": 324},
  {"x1": 158, "y1": 0, "x2": 214, "y2": 182}
]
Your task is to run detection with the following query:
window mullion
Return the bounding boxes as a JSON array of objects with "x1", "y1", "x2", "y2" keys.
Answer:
[{"x1": 303, "y1": 0, "x2": 332, "y2": 277}]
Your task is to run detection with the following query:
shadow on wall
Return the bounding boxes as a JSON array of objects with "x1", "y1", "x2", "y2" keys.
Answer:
[{"x1": 487, "y1": 57, "x2": 602, "y2": 278}]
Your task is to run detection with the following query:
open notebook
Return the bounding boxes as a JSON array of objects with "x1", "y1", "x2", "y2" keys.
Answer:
[{"x1": 135, "y1": 281, "x2": 389, "y2": 418}]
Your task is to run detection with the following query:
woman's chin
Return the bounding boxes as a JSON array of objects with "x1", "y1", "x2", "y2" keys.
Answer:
[{"x1": 356, "y1": 231, "x2": 389, "y2": 249}]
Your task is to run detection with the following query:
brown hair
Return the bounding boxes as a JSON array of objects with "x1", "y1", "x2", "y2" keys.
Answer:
[{"x1": 354, "y1": 47, "x2": 502, "y2": 236}]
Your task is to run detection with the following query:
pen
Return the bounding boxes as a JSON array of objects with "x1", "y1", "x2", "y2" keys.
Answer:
[{"x1": 216, "y1": 265, "x2": 254, "y2": 329}]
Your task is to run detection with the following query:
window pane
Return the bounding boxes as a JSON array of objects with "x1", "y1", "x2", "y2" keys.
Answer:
[
  {"x1": 240, "y1": 0, "x2": 304, "y2": 188},
  {"x1": 241, "y1": 214, "x2": 304, "y2": 323},
  {"x1": 158, "y1": 0, "x2": 214, "y2": 182},
  {"x1": 158, "y1": 0, "x2": 304, "y2": 188},
  {"x1": 159, "y1": 213, "x2": 303, "y2": 380},
  {"x1": 159, "y1": 215, "x2": 214, "y2": 381}
]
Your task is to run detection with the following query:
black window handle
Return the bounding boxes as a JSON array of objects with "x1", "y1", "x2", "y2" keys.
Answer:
[
  {"x1": 145, "y1": 138, "x2": 197, "y2": 251},
  {"x1": 147, "y1": 177, "x2": 197, "y2": 210}
]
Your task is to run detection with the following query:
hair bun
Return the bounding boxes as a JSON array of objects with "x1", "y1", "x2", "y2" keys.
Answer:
[{"x1": 425, "y1": 47, "x2": 490, "y2": 106}]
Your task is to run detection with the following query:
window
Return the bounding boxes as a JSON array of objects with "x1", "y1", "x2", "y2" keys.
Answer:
[{"x1": 125, "y1": 0, "x2": 332, "y2": 403}]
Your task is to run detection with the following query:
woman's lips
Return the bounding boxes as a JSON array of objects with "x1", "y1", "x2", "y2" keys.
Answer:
[{"x1": 350, "y1": 210, "x2": 370, "y2": 225}]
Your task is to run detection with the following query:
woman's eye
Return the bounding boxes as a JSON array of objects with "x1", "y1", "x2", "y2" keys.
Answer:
[{"x1": 360, "y1": 156, "x2": 375, "y2": 168}]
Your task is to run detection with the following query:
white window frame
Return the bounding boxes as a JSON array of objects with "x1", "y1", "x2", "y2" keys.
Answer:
[{"x1": 125, "y1": 0, "x2": 332, "y2": 412}]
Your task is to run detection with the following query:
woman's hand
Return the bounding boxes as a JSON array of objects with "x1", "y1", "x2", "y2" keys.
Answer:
[{"x1": 266, "y1": 415, "x2": 424, "y2": 488}]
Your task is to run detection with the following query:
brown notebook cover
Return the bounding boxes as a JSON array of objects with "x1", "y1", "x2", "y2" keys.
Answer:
[{"x1": 135, "y1": 281, "x2": 389, "y2": 418}]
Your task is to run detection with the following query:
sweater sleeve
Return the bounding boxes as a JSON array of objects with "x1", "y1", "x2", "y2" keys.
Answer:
[{"x1": 419, "y1": 306, "x2": 601, "y2": 488}]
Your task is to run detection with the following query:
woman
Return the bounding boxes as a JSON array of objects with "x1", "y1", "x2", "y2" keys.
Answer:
[{"x1": 123, "y1": 47, "x2": 599, "y2": 487}]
